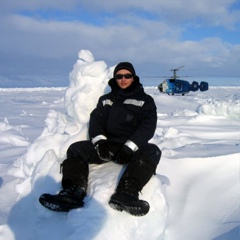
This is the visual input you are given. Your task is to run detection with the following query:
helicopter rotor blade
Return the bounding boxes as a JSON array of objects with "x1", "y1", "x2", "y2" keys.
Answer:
[
  {"x1": 170, "y1": 65, "x2": 185, "y2": 71},
  {"x1": 143, "y1": 76, "x2": 170, "y2": 78}
]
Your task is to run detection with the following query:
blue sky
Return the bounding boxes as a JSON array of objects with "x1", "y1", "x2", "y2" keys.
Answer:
[{"x1": 0, "y1": 0, "x2": 239, "y2": 87}]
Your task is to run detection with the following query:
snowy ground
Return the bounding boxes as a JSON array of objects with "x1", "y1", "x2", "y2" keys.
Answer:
[{"x1": 0, "y1": 51, "x2": 239, "y2": 240}]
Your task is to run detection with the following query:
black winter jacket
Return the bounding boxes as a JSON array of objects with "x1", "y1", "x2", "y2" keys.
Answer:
[{"x1": 89, "y1": 76, "x2": 157, "y2": 151}]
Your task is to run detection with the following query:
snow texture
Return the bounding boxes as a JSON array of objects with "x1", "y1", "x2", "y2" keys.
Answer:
[{"x1": 0, "y1": 50, "x2": 239, "y2": 240}]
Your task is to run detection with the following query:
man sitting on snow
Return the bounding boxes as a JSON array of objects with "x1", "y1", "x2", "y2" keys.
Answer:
[{"x1": 39, "y1": 62, "x2": 161, "y2": 216}]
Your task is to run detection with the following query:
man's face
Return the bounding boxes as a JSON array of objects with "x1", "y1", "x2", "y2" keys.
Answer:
[{"x1": 115, "y1": 69, "x2": 134, "y2": 89}]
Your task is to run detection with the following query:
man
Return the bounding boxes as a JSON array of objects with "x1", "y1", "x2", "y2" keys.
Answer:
[{"x1": 39, "y1": 62, "x2": 161, "y2": 216}]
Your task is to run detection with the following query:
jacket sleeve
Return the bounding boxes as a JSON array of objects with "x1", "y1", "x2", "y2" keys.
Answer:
[
  {"x1": 125, "y1": 95, "x2": 157, "y2": 151},
  {"x1": 89, "y1": 96, "x2": 108, "y2": 145}
]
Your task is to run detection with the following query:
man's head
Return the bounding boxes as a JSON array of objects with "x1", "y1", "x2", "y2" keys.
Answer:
[
  {"x1": 113, "y1": 62, "x2": 136, "y2": 77},
  {"x1": 114, "y1": 62, "x2": 135, "y2": 89}
]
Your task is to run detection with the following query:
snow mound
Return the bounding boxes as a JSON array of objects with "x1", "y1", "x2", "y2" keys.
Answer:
[
  {"x1": 197, "y1": 98, "x2": 240, "y2": 120},
  {"x1": 0, "y1": 118, "x2": 29, "y2": 146},
  {"x1": 29, "y1": 150, "x2": 168, "y2": 240},
  {"x1": 10, "y1": 49, "x2": 112, "y2": 180},
  {"x1": 65, "y1": 49, "x2": 111, "y2": 125}
]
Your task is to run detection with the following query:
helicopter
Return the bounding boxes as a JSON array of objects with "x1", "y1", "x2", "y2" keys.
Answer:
[{"x1": 157, "y1": 66, "x2": 208, "y2": 95}]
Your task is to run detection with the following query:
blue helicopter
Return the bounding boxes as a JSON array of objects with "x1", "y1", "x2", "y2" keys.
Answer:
[{"x1": 158, "y1": 66, "x2": 208, "y2": 95}]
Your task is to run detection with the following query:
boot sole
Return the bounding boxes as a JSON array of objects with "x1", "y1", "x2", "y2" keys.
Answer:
[
  {"x1": 109, "y1": 199, "x2": 149, "y2": 216},
  {"x1": 39, "y1": 195, "x2": 83, "y2": 212}
]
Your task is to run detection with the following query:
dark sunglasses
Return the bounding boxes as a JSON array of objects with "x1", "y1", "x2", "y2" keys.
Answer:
[{"x1": 115, "y1": 74, "x2": 133, "y2": 80}]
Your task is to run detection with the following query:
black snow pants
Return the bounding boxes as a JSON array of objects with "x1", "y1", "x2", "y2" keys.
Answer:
[{"x1": 60, "y1": 140, "x2": 161, "y2": 194}]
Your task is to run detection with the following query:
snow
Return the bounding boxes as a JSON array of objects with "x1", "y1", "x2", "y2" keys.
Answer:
[{"x1": 0, "y1": 49, "x2": 239, "y2": 240}]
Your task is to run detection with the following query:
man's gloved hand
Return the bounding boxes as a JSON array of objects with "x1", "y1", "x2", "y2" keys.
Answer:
[
  {"x1": 116, "y1": 145, "x2": 133, "y2": 164},
  {"x1": 95, "y1": 140, "x2": 112, "y2": 162}
]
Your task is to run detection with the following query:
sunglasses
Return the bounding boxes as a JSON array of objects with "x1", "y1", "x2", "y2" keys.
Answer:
[{"x1": 115, "y1": 74, "x2": 133, "y2": 80}]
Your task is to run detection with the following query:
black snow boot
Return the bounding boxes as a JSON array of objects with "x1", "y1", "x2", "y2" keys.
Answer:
[
  {"x1": 109, "y1": 156, "x2": 157, "y2": 216},
  {"x1": 109, "y1": 189, "x2": 150, "y2": 216},
  {"x1": 39, "y1": 186, "x2": 86, "y2": 212},
  {"x1": 39, "y1": 157, "x2": 89, "y2": 212}
]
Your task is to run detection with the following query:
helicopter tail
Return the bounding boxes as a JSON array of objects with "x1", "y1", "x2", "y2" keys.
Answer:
[
  {"x1": 189, "y1": 81, "x2": 208, "y2": 92},
  {"x1": 199, "y1": 81, "x2": 209, "y2": 92},
  {"x1": 190, "y1": 81, "x2": 199, "y2": 92}
]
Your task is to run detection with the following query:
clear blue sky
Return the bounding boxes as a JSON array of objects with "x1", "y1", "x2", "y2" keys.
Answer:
[{"x1": 0, "y1": 0, "x2": 239, "y2": 87}]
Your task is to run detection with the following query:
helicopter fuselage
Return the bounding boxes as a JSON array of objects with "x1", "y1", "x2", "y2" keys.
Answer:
[
  {"x1": 158, "y1": 78, "x2": 190, "y2": 95},
  {"x1": 158, "y1": 78, "x2": 208, "y2": 95}
]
